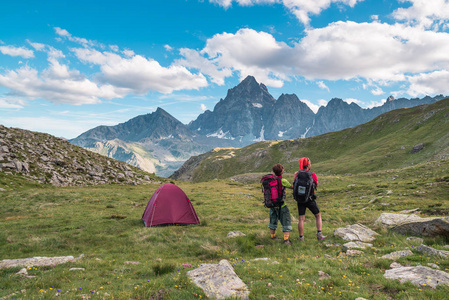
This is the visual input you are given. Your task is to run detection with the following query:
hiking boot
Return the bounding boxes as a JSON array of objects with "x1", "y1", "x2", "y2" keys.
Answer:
[
  {"x1": 283, "y1": 239, "x2": 292, "y2": 246},
  {"x1": 316, "y1": 232, "x2": 326, "y2": 241},
  {"x1": 271, "y1": 236, "x2": 281, "y2": 241},
  {"x1": 298, "y1": 236, "x2": 305, "y2": 242}
]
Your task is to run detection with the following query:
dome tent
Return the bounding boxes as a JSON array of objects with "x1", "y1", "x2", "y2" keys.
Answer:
[{"x1": 142, "y1": 183, "x2": 200, "y2": 227}]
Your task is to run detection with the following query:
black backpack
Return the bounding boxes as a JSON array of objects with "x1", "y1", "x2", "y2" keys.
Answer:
[
  {"x1": 260, "y1": 174, "x2": 285, "y2": 208},
  {"x1": 293, "y1": 170, "x2": 315, "y2": 203}
]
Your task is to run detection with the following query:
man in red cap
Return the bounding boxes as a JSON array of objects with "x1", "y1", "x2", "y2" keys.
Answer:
[{"x1": 294, "y1": 157, "x2": 325, "y2": 241}]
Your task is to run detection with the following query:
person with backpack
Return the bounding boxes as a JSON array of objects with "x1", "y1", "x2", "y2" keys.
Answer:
[
  {"x1": 292, "y1": 157, "x2": 326, "y2": 241},
  {"x1": 261, "y1": 163, "x2": 293, "y2": 245}
]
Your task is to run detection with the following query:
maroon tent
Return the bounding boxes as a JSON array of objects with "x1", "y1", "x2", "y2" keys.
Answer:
[{"x1": 142, "y1": 183, "x2": 200, "y2": 227}]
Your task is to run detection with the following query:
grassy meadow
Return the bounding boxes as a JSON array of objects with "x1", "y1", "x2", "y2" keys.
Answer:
[{"x1": 1, "y1": 159, "x2": 449, "y2": 299}]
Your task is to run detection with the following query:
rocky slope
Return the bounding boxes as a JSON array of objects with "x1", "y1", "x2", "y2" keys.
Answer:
[{"x1": 0, "y1": 125, "x2": 158, "y2": 186}]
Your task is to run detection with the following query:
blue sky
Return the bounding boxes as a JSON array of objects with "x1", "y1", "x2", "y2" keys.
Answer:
[{"x1": 1, "y1": 0, "x2": 449, "y2": 138}]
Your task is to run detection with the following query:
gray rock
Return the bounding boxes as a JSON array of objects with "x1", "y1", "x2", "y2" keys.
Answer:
[
  {"x1": 390, "y1": 262, "x2": 403, "y2": 269},
  {"x1": 384, "y1": 266, "x2": 449, "y2": 288},
  {"x1": 411, "y1": 143, "x2": 425, "y2": 153},
  {"x1": 428, "y1": 263, "x2": 440, "y2": 269},
  {"x1": 342, "y1": 241, "x2": 373, "y2": 252},
  {"x1": 334, "y1": 224, "x2": 379, "y2": 242},
  {"x1": 187, "y1": 259, "x2": 250, "y2": 299},
  {"x1": 416, "y1": 244, "x2": 449, "y2": 258},
  {"x1": 0, "y1": 256, "x2": 76, "y2": 268},
  {"x1": 227, "y1": 231, "x2": 246, "y2": 238},
  {"x1": 375, "y1": 213, "x2": 449, "y2": 237},
  {"x1": 381, "y1": 250, "x2": 414, "y2": 260},
  {"x1": 407, "y1": 236, "x2": 424, "y2": 244}
]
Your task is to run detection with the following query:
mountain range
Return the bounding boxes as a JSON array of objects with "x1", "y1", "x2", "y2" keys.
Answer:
[
  {"x1": 171, "y1": 97, "x2": 449, "y2": 182},
  {"x1": 69, "y1": 76, "x2": 446, "y2": 176}
]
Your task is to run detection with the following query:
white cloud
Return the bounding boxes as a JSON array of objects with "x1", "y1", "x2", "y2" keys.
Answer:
[
  {"x1": 393, "y1": 0, "x2": 449, "y2": 30},
  {"x1": 210, "y1": 0, "x2": 363, "y2": 25},
  {"x1": 27, "y1": 40, "x2": 46, "y2": 51},
  {"x1": 317, "y1": 81, "x2": 330, "y2": 92},
  {"x1": 343, "y1": 98, "x2": 362, "y2": 105},
  {"x1": 164, "y1": 44, "x2": 173, "y2": 51},
  {"x1": 179, "y1": 22, "x2": 449, "y2": 93},
  {"x1": 371, "y1": 87, "x2": 384, "y2": 95},
  {"x1": 0, "y1": 97, "x2": 25, "y2": 109},
  {"x1": 0, "y1": 63, "x2": 125, "y2": 105},
  {"x1": 201, "y1": 103, "x2": 207, "y2": 111},
  {"x1": 72, "y1": 48, "x2": 208, "y2": 94},
  {"x1": 110, "y1": 45, "x2": 119, "y2": 52},
  {"x1": 0, "y1": 45, "x2": 34, "y2": 58},
  {"x1": 180, "y1": 28, "x2": 291, "y2": 87},
  {"x1": 301, "y1": 99, "x2": 321, "y2": 113},
  {"x1": 122, "y1": 49, "x2": 135, "y2": 57},
  {"x1": 54, "y1": 27, "x2": 97, "y2": 47},
  {"x1": 406, "y1": 70, "x2": 449, "y2": 96}
]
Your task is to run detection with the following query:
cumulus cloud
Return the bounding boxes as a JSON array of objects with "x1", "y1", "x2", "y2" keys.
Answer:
[
  {"x1": 201, "y1": 103, "x2": 208, "y2": 111},
  {"x1": 72, "y1": 48, "x2": 208, "y2": 94},
  {"x1": 0, "y1": 61, "x2": 126, "y2": 105},
  {"x1": 164, "y1": 44, "x2": 173, "y2": 52},
  {"x1": 406, "y1": 70, "x2": 449, "y2": 96},
  {"x1": 0, "y1": 45, "x2": 34, "y2": 58},
  {"x1": 180, "y1": 28, "x2": 292, "y2": 87},
  {"x1": 210, "y1": 0, "x2": 363, "y2": 25},
  {"x1": 392, "y1": 0, "x2": 449, "y2": 30},
  {"x1": 54, "y1": 27, "x2": 97, "y2": 47},
  {"x1": 179, "y1": 21, "x2": 449, "y2": 98}
]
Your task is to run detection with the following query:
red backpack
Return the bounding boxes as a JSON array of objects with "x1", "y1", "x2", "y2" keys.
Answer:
[{"x1": 260, "y1": 174, "x2": 285, "y2": 208}]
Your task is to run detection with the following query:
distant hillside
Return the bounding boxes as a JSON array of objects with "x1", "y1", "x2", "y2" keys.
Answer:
[
  {"x1": 0, "y1": 125, "x2": 160, "y2": 186},
  {"x1": 171, "y1": 98, "x2": 449, "y2": 182}
]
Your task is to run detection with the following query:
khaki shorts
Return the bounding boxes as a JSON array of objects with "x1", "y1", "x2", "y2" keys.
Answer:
[{"x1": 268, "y1": 206, "x2": 292, "y2": 232}]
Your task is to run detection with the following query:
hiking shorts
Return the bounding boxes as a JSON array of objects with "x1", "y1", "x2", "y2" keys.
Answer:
[
  {"x1": 297, "y1": 199, "x2": 320, "y2": 216},
  {"x1": 268, "y1": 206, "x2": 292, "y2": 232}
]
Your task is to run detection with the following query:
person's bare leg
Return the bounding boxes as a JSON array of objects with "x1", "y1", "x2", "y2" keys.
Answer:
[
  {"x1": 298, "y1": 215, "x2": 305, "y2": 240},
  {"x1": 315, "y1": 213, "x2": 322, "y2": 231}
]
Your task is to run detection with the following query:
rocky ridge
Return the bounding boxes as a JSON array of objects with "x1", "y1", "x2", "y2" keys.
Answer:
[{"x1": 0, "y1": 125, "x2": 156, "y2": 186}]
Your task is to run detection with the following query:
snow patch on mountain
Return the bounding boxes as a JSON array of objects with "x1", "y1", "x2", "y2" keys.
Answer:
[
  {"x1": 206, "y1": 128, "x2": 235, "y2": 140},
  {"x1": 252, "y1": 103, "x2": 263, "y2": 108}
]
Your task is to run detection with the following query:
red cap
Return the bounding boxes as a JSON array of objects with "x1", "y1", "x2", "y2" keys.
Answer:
[{"x1": 299, "y1": 157, "x2": 310, "y2": 170}]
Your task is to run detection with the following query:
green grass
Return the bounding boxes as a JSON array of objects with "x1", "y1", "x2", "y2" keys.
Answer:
[{"x1": 1, "y1": 159, "x2": 449, "y2": 299}]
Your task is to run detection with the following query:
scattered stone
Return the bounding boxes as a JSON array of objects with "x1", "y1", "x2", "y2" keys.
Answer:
[
  {"x1": 124, "y1": 261, "x2": 141, "y2": 265},
  {"x1": 415, "y1": 244, "x2": 449, "y2": 258},
  {"x1": 334, "y1": 224, "x2": 379, "y2": 242},
  {"x1": 227, "y1": 231, "x2": 246, "y2": 238},
  {"x1": 355, "y1": 298, "x2": 368, "y2": 300},
  {"x1": 411, "y1": 143, "x2": 425, "y2": 154},
  {"x1": 384, "y1": 266, "x2": 449, "y2": 288},
  {"x1": 339, "y1": 250, "x2": 364, "y2": 257},
  {"x1": 381, "y1": 250, "x2": 413, "y2": 260},
  {"x1": 325, "y1": 243, "x2": 341, "y2": 248},
  {"x1": 428, "y1": 263, "x2": 440, "y2": 269},
  {"x1": 0, "y1": 188, "x2": 5, "y2": 191},
  {"x1": 251, "y1": 258, "x2": 269, "y2": 261},
  {"x1": 318, "y1": 271, "x2": 331, "y2": 280},
  {"x1": 407, "y1": 237, "x2": 424, "y2": 244},
  {"x1": 0, "y1": 255, "x2": 82, "y2": 269},
  {"x1": 390, "y1": 262, "x2": 403, "y2": 269},
  {"x1": 255, "y1": 245, "x2": 264, "y2": 249},
  {"x1": 16, "y1": 268, "x2": 28, "y2": 276},
  {"x1": 342, "y1": 241, "x2": 373, "y2": 252},
  {"x1": 69, "y1": 268, "x2": 85, "y2": 271},
  {"x1": 375, "y1": 213, "x2": 449, "y2": 237},
  {"x1": 400, "y1": 208, "x2": 420, "y2": 214},
  {"x1": 187, "y1": 259, "x2": 250, "y2": 299},
  {"x1": 324, "y1": 254, "x2": 335, "y2": 260}
]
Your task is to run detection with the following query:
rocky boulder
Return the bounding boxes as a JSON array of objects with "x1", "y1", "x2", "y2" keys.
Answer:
[
  {"x1": 187, "y1": 259, "x2": 250, "y2": 299},
  {"x1": 334, "y1": 224, "x2": 379, "y2": 242},
  {"x1": 384, "y1": 266, "x2": 449, "y2": 288},
  {"x1": 375, "y1": 213, "x2": 449, "y2": 237}
]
